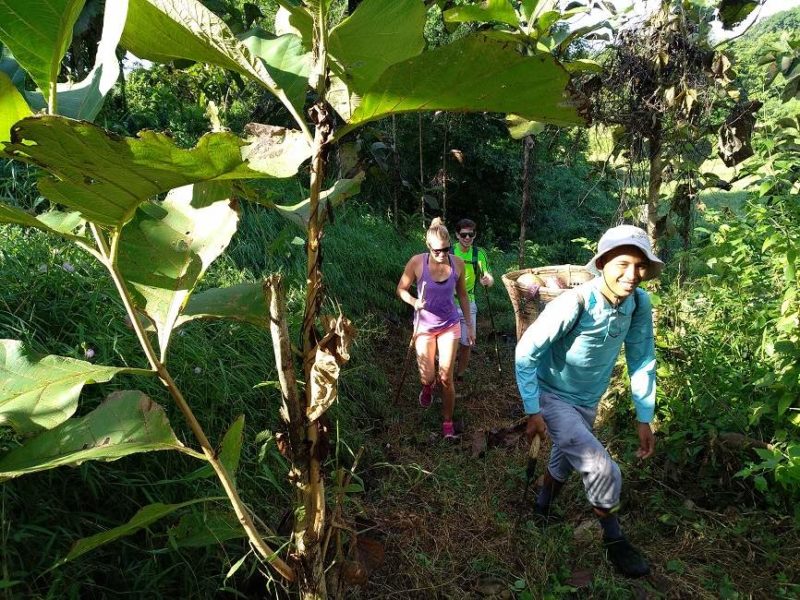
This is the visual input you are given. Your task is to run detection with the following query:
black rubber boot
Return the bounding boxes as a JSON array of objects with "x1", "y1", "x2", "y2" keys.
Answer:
[
  {"x1": 603, "y1": 536, "x2": 650, "y2": 578},
  {"x1": 532, "y1": 503, "x2": 564, "y2": 526}
]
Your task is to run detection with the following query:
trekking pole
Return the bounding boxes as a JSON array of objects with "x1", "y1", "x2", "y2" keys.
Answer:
[
  {"x1": 479, "y1": 264, "x2": 502, "y2": 374},
  {"x1": 393, "y1": 281, "x2": 426, "y2": 405}
]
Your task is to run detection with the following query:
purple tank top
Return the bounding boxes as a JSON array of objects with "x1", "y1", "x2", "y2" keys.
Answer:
[{"x1": 416, "y1": 253, "x2": 460, "y2": 333}]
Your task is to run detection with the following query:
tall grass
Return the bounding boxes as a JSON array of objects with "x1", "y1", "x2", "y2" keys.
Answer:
[{"x1": 0, "y1": 199, "x2": 428, "y2": 597}]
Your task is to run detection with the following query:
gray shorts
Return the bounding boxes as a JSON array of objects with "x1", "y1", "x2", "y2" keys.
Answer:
[
  {"x1": 539, "y1": 392, "x2": 622, "y2": 509},
  {"x1": 457, "y1": 300, "x2": 477, "y2": 346}
]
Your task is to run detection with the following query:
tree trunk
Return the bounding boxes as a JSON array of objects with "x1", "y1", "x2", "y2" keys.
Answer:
[
  {"x1": 518, "y1": 135, "x2": 535, "y2": 268},
  {"x1": 675, "y1": 180, "x2": 694, "y2": 284},
  {"x1": 419, "y1": 114, "x2": 425, "y2": 228},
  {"x1": 646, "y1": 122, "x2": 663, "y2": 250},
  {"x1": 441, "y1": 114, "x2": 448, "y2": 221},
  {"x1": 392, "y1": 115, "x2": 399, "y2": 226}
]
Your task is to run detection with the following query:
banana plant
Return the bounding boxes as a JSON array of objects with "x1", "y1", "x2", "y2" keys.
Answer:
[{"x1": 0, "y1": 0, "x2": 584, "y2": 596}]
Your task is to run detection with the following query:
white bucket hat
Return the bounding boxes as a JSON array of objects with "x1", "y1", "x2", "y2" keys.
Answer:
[{"x1": 585, "y1": 225, "x2": 664, "y2": 280}]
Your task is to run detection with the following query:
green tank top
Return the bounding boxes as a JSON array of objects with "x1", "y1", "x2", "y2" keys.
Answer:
[{"x1": 452, "y1": 244, "x2": 489, "y2": 301}]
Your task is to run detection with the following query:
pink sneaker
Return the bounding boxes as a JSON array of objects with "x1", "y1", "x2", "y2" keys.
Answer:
[
  {"x1": 442, "y1": 421, "x2": 456, "y2": 439},
  {"x1": 418, "y1": 384, "x2": 433, "y2": 408}
]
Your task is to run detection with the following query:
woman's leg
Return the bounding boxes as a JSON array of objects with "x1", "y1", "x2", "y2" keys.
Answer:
[
  {"x1": 414, "y1": 332, "x2": 436, "y2": 386},
  {"x1": 435, "y1": 325, "x2": 460, "y2": 422}
]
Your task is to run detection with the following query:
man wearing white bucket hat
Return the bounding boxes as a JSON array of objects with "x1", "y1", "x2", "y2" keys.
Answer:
[{"x1": 515, "y1": 224, "x2": 664, "y2": 578}]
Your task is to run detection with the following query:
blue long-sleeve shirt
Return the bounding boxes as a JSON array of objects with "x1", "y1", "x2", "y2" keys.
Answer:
[{"x1": 514, "y1": 277, "x2": 656, "y2": 423}]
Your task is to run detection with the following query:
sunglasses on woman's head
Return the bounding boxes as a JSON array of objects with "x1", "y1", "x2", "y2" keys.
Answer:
[
  {"x1": 429, "y1": 246, "x2": 451, "y2": 255},
  {"x1": 458, "y1": 231, "x2": 475, "y2": 238}
]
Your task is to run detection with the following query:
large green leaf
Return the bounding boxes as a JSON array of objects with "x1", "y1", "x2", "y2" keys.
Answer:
[
  {"x1": 167, "y1": 509, "x2": 246, "y2": 548},
  {"x1": 184, "y1": 414, "x2": 245, "y2": 481},
  {"x1": 0, "y1": 390, "x2": 189, "y2": 481},
  {"x1": 241, "y1": 123, "x2": 312, "y2": 178},
  {"x1": 5, "y1": 116, "x2": 306, "y2": 228},
  {"x1": 25, "y1": 0, "x2": 128, "y2": 121},
  {"x1": 274, "y1": 1, "x2": 313, "y2": 44},
  {"x1": 0, "y1": 340, "x2": 151, "y2": 434},
  {"x1": 443, "y1": 0, "x2": 520, "y2": 28},
  {"x1": 121, "y1": 0, "x2": 298, "y2": 113},
  {"x1": 0, "y1": 0, "x2": 86, "y2": 100},
  {"x1": 57, "y1": 497, "x2": 218, "y2": 566},
  {"x1": 328, "y1": 0, "x2": 426, "y2": 92},
  {"x1": 239, "y1": 31, "x2": 310, "y2": 116},
  {"x1": 275, "y1": 174, "x2": 364, "y2": 230},
  {"x1": 0, "y1": 46, "x2": 26, "y2": 88},
  {"x1": 219, "y1": 415, "x2": 244, "y2": 479},
  {"x1": 717, "y1": 0, "x2": 759, "y2": 30},
  {"x1": 337, "y1": 35, "x2": 581, "y2": 138},
  {"x1": 0, "y1": 72, "x2": 31, "y2": 152},
  {"x1": 0, "y1": 203, "x2": 85, "y2": 241},
  {"x1": 35, "y1": 209, "x2": 86, "y2": 237},
  {"x1": 176, "y1": 283, "x2": 268, "y2": 329},
  {"x1": 505, "y1": 115, "x2": 545, "y2": 139},
  {"x1": 118, "y1": 184, "x2": 239, "y2": 358}
]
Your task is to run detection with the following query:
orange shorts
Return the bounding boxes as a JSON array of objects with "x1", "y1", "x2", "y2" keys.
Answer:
[{"x1": 414, "y1": 322, "x2": 461, "y2": 347}]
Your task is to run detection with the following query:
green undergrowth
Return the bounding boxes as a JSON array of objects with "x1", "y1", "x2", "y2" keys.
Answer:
[{"x1": 0, "y1": 200, "x2": 445, "y2": 597}]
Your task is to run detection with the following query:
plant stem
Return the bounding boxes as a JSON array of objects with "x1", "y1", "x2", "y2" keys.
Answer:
[
  {"x1": 519, "y1": 135, "x2": 535, "y2": 268},
  {"x1": 47, "y1": 82, "x2": 57, "y2": 115},
  {"x1": 293, "y1": 2, "x2": 332, "y2": 594},
  {"x1": 264, "y1": 276, "x2": 305, "y2": 456},
  {"x1": 87, "y1": 225, "x2": 295, "y2": 582}
]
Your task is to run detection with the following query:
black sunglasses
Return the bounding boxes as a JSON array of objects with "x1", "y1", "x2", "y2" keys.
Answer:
[
  {"x1": 429, "y1": 246, "x2": 451, "y2": 255},
  {"x1": 458, "y1": 231, "x2": 476, "y2": 238}
]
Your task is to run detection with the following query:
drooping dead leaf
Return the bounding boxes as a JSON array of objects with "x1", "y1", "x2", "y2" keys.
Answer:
[
  {"x1": 275, "y1": 432, "x2": 292, "y2": 461},
  {"x1": 307, "y1": 314, "x2": 356, "y2": 422},
  {"x1": 307, "y1": 349, "x2": 339, "y2": 422},
  {"x1": 717, "y1": 100, "x2": 762, "y2": 167}
]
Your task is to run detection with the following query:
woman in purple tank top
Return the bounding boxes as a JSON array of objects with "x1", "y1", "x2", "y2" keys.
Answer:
[{"x1": 396, "y1": 218, "x2": 474, "y2": 439}]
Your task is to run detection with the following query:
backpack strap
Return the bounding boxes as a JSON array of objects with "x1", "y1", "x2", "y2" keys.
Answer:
[
  {"x1": 566, "y1": 287, "x2": 641, "y2": 339},
  {"x1": 469, "y1": 247, "x2": 481, "y2": 295},
  {"x1": 565, "y1": 289, "x2": 586, "y2": 339}
]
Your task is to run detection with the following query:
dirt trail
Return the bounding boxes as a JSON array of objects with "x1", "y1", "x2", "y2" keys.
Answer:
[{"x1": 349, "y1": 318, "x2": 799, "y2": 599}]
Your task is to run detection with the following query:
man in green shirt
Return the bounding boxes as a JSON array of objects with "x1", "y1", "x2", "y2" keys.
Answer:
[{"x1": 453, "y1": 218, "x2": 494, "y2": 382}]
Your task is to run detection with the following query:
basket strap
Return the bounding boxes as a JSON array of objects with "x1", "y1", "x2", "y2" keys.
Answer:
[
  {"x1": 565, "y1": 287, "x2": 641, "y2": 340},
  {"x1": 564, "y1": 289, "x2": 586, "y2": 339}
]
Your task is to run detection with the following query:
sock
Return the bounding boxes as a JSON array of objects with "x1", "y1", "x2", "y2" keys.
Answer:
[{"x1": 597, "y1": 512, "x2": 622, "y2": 540}]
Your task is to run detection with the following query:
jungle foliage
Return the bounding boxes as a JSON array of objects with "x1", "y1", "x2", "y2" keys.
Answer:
[{"x1": 0, "y1": 0, "x2": 799, "y2": 597}]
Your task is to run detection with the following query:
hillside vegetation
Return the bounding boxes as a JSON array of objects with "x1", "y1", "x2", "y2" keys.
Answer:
[{"x1": 0, "y1": 1, "x2": 799, "y2": 598}]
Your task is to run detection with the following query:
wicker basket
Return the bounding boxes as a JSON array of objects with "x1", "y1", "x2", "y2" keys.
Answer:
[{"x1": 502, "y1": 265, "x2": 594, "y2": 341}]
